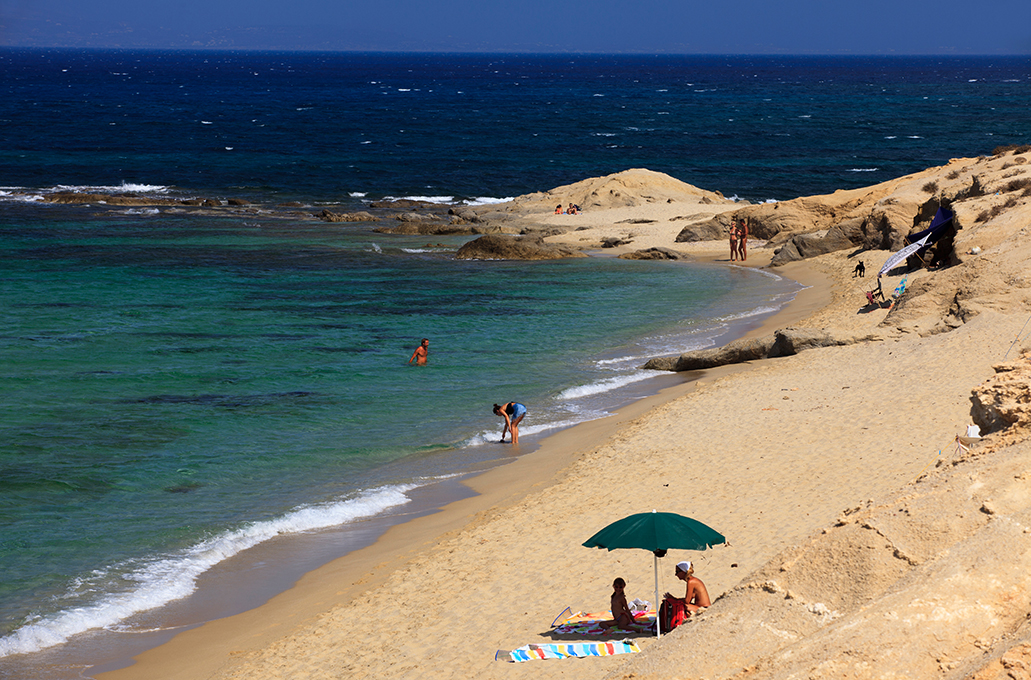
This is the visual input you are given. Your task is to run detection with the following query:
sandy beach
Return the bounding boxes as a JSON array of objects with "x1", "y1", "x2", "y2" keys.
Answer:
[{"x1": 98, "y1": 150, "x2": 1031, "y2": 680}]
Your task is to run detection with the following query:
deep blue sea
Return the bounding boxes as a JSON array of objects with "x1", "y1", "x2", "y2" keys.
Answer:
[{"x1": 0, "y1": 50, "x2": 1028, "y2": 670}]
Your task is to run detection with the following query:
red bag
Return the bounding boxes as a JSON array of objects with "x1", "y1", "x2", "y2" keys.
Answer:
[{"x1": 659, "y1": 597, "x2": 688, "y2": 632}]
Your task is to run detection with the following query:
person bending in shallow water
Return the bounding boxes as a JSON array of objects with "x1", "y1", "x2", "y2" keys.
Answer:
[{"x1": 493, "y1": 401, "x2": 526, "y2": 444}]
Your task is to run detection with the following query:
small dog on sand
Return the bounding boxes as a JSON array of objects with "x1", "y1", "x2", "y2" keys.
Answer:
[{"x1": 853, "y1": 261, "x2": 866, "y2": 278}]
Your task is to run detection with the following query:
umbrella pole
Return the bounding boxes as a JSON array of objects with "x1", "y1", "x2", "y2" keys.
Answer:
[{"x1": 654, "y1": 553, "x2": 661, "y2": 638}]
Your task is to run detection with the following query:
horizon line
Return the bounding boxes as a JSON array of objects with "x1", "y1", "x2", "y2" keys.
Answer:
[{"x1": 1, "y1": 46, "x2": 1028, "y2": 57}]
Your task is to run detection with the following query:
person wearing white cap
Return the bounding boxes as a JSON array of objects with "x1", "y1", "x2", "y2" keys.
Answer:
[{"x1": 663, "y1": 560, "x2": 711, "y2": 623}]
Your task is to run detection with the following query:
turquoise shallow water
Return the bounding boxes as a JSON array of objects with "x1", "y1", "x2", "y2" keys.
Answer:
[{"x1": 0, "y1": 204, "x2": 798, "y2": 657}]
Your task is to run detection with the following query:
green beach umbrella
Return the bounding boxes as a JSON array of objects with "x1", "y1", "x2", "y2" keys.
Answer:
[{"x1": 583, "y1": 510, "x2": 725, "y2": 638}]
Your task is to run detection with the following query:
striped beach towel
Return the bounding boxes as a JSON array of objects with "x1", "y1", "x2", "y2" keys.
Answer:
[
  {"x1": 505, "y1": 640, "x2": 641, "y2": 662},
  {"x1": 551, "y1": 609, "x2": 656, "y2": 636}
]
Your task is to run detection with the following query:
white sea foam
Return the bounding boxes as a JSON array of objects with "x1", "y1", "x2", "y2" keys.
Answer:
[
  {"x1": 556, "y1": 371, "x2": 658, "y2": 400},
  {"x1": 50, "y1": 182, "x2": 172, "y2": 195},
  {"x1": 848, "y1": 168, "x2": 878, "y2": 172},
  {"x1": 0, "y1": 484, "x2": 416, "y2": 657},
  {"x1": 122, "y1": 208, "x2": 160, "y2": 216},
  {"x1": 713, "y1": 304, "x2": 781, "y2": 322},
  {"x1": 461, "y1": 197, "x2": 514, "y2": 206},
  {"x1": 349, "y1": 192, "x2": 367, "y2": 197},
  {"x1": 382, "y1": 195, "x2": 455, "y2": 204}
]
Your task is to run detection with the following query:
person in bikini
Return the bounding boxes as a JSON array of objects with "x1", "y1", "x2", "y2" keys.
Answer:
[
  {"x1": 492, "y1": 401, "x2": 526, "y2": 444},
  {"x1": 738, "y1": 219, "x2": 749, "y2": 261},
  {"x1": 729, "y1": 221, "x2": 739, "y2": 261}
]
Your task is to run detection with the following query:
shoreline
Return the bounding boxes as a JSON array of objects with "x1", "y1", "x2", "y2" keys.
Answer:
[{"x1": 91, "y1": 251, "x2": 829, "y2": 679}]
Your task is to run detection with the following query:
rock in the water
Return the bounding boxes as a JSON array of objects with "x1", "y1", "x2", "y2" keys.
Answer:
[
  {"x1": 618, "y1": 247, "x2": 684, "y2": 260},
  {"x1": 318, "y1": 209, "x2": 377, "y2": 223},
  {"x1": 454, "y1": 235, "x2": 586, "y2": 260}
]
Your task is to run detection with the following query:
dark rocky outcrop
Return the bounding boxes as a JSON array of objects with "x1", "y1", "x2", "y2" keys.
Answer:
[
  {"x1": 454, "y1": 235, "x2": 586, "y2": 260},
  {"x1": 448, "y1": 208, "x2": 484, "y2": 223},
  {"x1": 41, "y1": 192, "x2": 234, "y2": 208},
  {"x1": 618, "y1": 247, "x2": 684, "y2": 261},
  {"x1": 318, "y1": 210, "x2": 377, "y2": 223}
]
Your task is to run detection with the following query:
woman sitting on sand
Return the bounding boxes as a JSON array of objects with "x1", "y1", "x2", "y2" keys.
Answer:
[
  {"x1": 661, "y1": 560, "x2": 710, "y2": 630},
  {"x1": 555, "y1": 204, "x2": 563, "y2": 214},
  {"x1": 493, "y1": 402, "x2": 526, "y2": 444}
]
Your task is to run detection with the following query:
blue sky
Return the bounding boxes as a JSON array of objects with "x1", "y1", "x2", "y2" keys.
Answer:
[{"x1": 1, "y1": 0, "x2": 1029, "y2": 53}]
